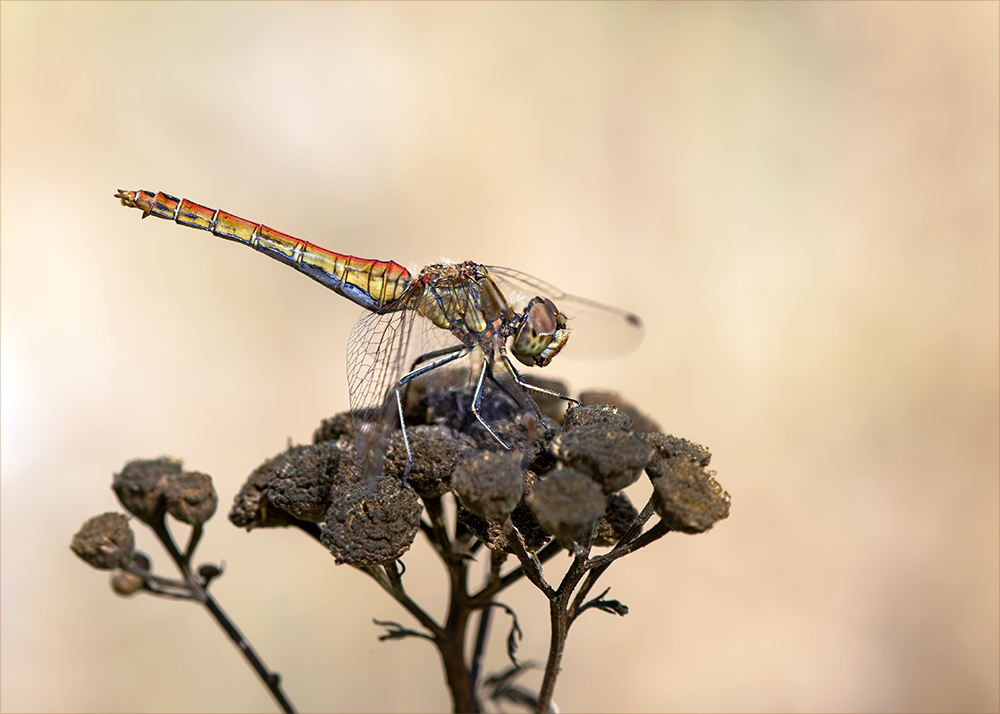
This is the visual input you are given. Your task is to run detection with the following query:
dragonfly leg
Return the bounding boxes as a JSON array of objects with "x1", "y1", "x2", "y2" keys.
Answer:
[
  {"x1": 392, "y1": 345, "x2": 472, "y2": 486},
  {"x1": 408, "y1": 344, "x2": 470, "y2": 372},
  {"x1": 471, "y1": 355, "x2": 512, "y2": 450},
  {"x1": 500, "y1": 353, "x2": 578, "y2": 438},
  {"x1": 394, "y1": 386, "x2": 414, "y2": 488},
  {"x1": 397, "y1": 344, "x2": 471, "y2": 388},
  {"x1": 399, "y1": 344, "x2": 470, "y2": 411}
]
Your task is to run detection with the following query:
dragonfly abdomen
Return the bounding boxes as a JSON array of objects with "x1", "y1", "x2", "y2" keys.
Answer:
[{"x1": 115, "y1": 189, "x2": 412, "y2": 312}]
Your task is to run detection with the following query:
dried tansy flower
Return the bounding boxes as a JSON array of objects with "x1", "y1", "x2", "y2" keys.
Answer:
[
  {"x1": 163, "y1": 471, "x2": 218, "y2": 526},
  {"x1": 70, "y1": 512, "x2": 135, "y2": 570},
  {"x1": 526, "y1": 467, "x2": 607, "y2": 545},
  {"x1": 266, "y1": 442, "x2": 346, "y2": 523},
  {"x1": 562, "y1": 402, "x2": 633, "y2": 432},
  {"x1": 383, "y1": 426, "x2": 466, "y2": 498},
  {"x1": 113, "y1": 457, "x2": 182, "y2": 525},
  {"x1": 321, "y1": 465, "x2": 422, "y2": 566},
  {"x1": 453, "y1": 451, "x2": 524, "y2": 521},
  {"x1": 312, "y1": 412, "x2": 357, "y2": 443},
  {"x1": 230, "y1": 452, "x2": 315, "y2": 531},
  {"x1": 550, "y1": 424, "x2": 652, "y2": 494},
  {"x1": 593, "y1": 492, "x2": 639, "y2": 547},
  {"x1": 647, "y1": 456, "x2": 730, "y2": 533},
  {"x1": 641, "y1": 432, "x2": 712, "y2": 468}
]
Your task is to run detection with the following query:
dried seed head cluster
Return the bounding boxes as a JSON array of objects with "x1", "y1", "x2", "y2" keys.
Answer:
[
  {"x1": 219, "y1": 372, "x2": 729, "y2": 565},
  {"x1": 525, "y1": 467, "x2": 607, "y2": 545},
  {"x1": 74, "y1": 365, "x2": 730, "y2": 714},
  {"x1": 111, "y1": 457, "x2": 218, "y2": 527}
]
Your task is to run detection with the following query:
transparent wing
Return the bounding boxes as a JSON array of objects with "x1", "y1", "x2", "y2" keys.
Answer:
[
  {"x1": 486, "y1": 266, "x2": 644, "y2": 360},
  {"x1": 346, "y1": 307, "x2": 411, "y2": 485},
  {"x1": 346, "y1": 302, "x2": 470, "y2": 484}
]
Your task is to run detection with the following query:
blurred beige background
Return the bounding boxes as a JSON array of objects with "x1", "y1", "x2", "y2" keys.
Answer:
[{"x1": 2, "y1": 2, "x2": 996, "y2": 712}]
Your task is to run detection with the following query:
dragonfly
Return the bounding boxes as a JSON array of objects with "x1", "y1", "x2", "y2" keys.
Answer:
[{"x1": 115, "y1": 189, "x2": 643, "y2": 487}]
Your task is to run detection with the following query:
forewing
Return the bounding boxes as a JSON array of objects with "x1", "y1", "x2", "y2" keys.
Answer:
[
  {"x1": 345, "y1": 307, "x2": 415, "y2": 485},
  {"x1": 346, "y1": 303, "x2": 469, "y2": 485}
]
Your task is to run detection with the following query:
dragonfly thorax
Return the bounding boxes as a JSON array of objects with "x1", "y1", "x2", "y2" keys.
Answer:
[{"x1": 410, "y1": 262, "x2": 510, "y2": 346}]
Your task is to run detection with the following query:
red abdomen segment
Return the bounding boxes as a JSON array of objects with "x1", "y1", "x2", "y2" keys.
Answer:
[{"x1": 115, "y1": 190, "x2": 412, "y2": 312}]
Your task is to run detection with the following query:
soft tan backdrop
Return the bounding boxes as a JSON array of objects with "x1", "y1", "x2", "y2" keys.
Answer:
[{"x1": 2, "y1": 2, "x2": 997, "y2": 712}]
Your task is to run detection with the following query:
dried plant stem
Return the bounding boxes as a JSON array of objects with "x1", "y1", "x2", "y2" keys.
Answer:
[{"x1": 149, "y1": 519, "x2": 297, "y2": 714}]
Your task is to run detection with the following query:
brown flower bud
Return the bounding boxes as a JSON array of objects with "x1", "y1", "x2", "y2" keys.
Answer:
[
  {"x1": 321, "y1": 463, "x2": 422, "y2": 566},
  {"x1": 70, "y1": 513, "x2": 135, "y2": 570},
  {"x1": 593, "y1": 492, "x2": 640, "y2": 547},
  {"x1": 111, "y1": 569, "x2": 145, "y2": 596},
  {"x1": 526, "y1": 468, "x2": 607, "y2": 544},
  {"x1": 383, "y1": 426, "x2": 464, "y2": 498},
  {"x1": 110, "y1": 552, "x2": 150, "y2": 596},
  {"x1": 452, "y1": 451, "x2": 524, "y2": 521},
  {"x1": 198, "y1": 563, "x2": 223, "y2": 585},
  {"x1": 112, "y1": 457, "x2": 182, "y2": 525},
  {"x1": 648, "y1": 456, "x2": 730, "y2": 533},
  {"x1": 550, "y1": 426, "x2": 652, "y2": 494},
  {"x1": 163, "y1": 471, "x2": 217, "y2": 526}
]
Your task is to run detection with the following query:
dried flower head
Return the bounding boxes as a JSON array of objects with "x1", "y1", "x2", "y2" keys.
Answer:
[
  {"x1": 647, "y1": 456, "x2": 730, "y2": 533},
  {"x1": 641, "y1": 432, "x2": 712, "y2": 468},
  {"x1": 163, "y1": 471, "x2": 218, "y2": 526},
  {"x1": 112, "y1": 457, "x2": 182, "y2": 525},
  {"x1": 320, "y1": 463, "x2": 422, "y2": 566},
  {"x1": 593, "y1": 492, "x2": 640, "y2": 547},
  {"x1": 550, "y1": 418, "x2": 653, "y2": 494},
  {"x1": 577, "y1": 390, "x2": 662, "y2": 432},
  {"x1": 382, "y1": 426, "x2": 466, "y2": 498},
  {"x1": 452, "y1": 451, "x2": 525, "y2": 521},
  {"x1": 266, "y1": 442, "x2": 346, "y2": 523},
  {"x1": 230, "y1": 449, "x2": 330, "y2": 531},
  {"x1": 70, "y1": 512, "x2": 135, "y2": 570},
  {"x1": 526, "y1": 467, "x2": 607, "y2": 545},
  {"x1": 562, "y1": 401, "x2": 634, "y2": 431},
  {"x1": 312, "y1": 411, "x2": 357, "y2": 443}
]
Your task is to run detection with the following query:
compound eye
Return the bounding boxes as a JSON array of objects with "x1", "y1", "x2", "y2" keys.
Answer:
[{"x1": 512, "y1": 298, "x2": 567, "y2": 367}]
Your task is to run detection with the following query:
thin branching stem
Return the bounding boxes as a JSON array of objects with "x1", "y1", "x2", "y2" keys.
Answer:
[
  {"x1": 359, "y1": 562, "x2": 444, "y2": 638},
  {"x1": 468, "y1": 600, "x2": 493, "y2": 693},
  {"x1": 468, "y1": 540, "x2": 563, "y2": 609},
  {"x1": 147, "y1": 515, "x2": 297, "y2": 714},
  {"x1": 584, "y1": 518, "x2": 671, "y2": 571}
]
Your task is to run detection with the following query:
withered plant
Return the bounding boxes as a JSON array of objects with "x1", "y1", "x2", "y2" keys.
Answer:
[{"x1": 73, "y1": 373, "x2": 729, "y2": 713}]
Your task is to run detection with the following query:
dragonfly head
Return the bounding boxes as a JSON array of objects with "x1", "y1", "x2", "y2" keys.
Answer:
[{"x1": 511, "y1": 297, "x2": 569, "y2": 368}]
